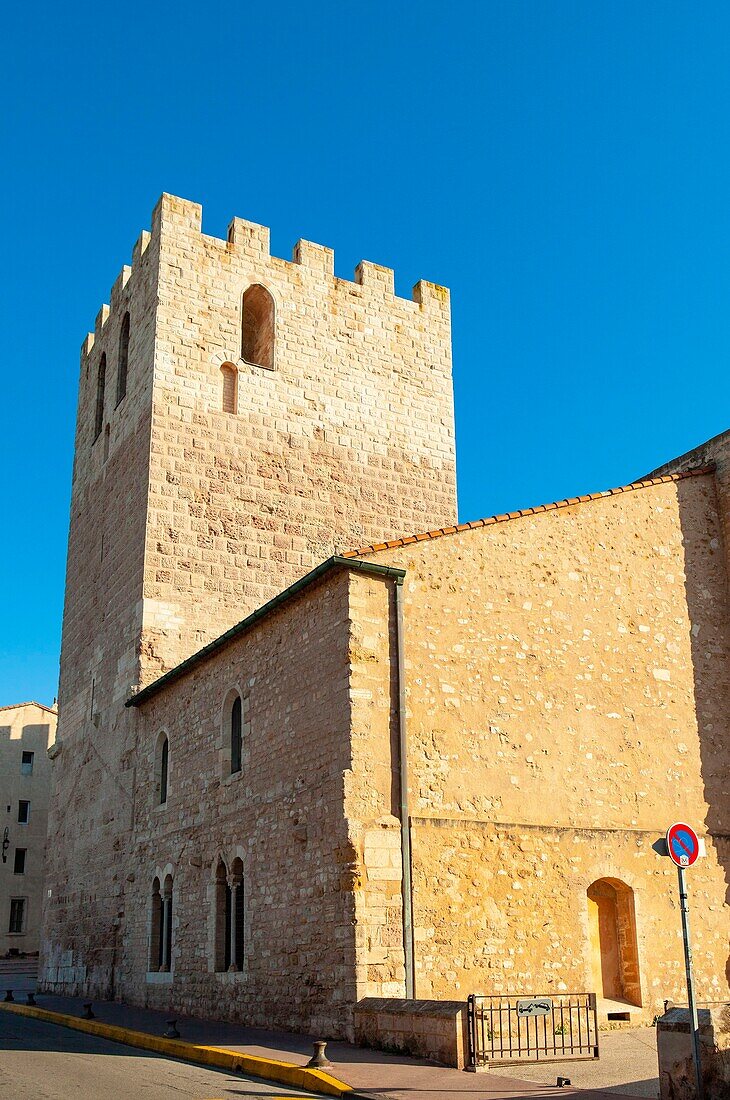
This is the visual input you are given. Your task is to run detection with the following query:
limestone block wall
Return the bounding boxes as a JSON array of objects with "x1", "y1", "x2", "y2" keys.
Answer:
[
  {"x1": 346, "y1": 471, "x2": 730, "y2": 1016},
  {"x1": 41, "y1": 226, "x2": 160, "y2": 996},
  {"x1": 658, "y1": 1004, "x2": 730, "y2": 1099},
  {"x1": 122, "y1": 571, "x2": 359, "y2": 1036},
  {"x1": 141, "y1": 194, "x2": 457, "y2": 682},
  {"x1": 354, "y1": 997, "x2": 468, "y2": 1069},
  {"x1": 42, "y1": 191, "x2": 458, "y2": 1004}
]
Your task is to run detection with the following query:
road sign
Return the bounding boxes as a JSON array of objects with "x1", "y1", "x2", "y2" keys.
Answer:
[
  {"x1": 666, "y1": 822, "x2": 700, "y2": 868},
  {"x1": 516, "y1": 998, "x2": 552, "y2": 1018},
  {"x1": 656, "y1": 821, "x2": 704, "y2": 1098}
]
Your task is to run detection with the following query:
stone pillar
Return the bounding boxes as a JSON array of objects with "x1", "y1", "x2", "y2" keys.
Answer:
[
  {"x1": 160, "y1": 887, "x2": 172, "y2": 972},
  {"x1": 227, "y1": 873, "x2": 241, "y2": 972}
]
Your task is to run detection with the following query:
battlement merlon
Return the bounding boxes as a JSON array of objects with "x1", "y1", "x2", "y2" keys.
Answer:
[
  {"x1": 81, "y1": 194, "x2": 451, "y2": 355},
  {"x1": 150, "y1": 192, "x2": 450, "y2": 309}
]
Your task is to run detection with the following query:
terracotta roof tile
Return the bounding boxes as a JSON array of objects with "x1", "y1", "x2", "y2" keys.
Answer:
[
  {"x1": 0, "y1": 701, "x2": 57, "y2": 715},
  {"x1": 343, "y1": 465, "x2": 715, "y2": 560}
]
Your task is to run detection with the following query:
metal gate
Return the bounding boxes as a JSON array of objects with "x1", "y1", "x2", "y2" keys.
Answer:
[{"x1": 467, "y1": 992, "x2": 599, "y2": 1068}]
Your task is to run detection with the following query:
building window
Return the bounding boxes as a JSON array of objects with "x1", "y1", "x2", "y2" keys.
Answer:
[
  {"x1": 231, "y1": 696, "x2": 242, "y2": 775},
  {"x1": 213, "y1": 860, "x2": 228, "y2": 972},
  {"x1": 18, "y1": 801, "x2": 30, "y2": 824},
  {"x1": 221, "y1": 363, "x2": 237, "y2": 414},
  {"x1": 13, "y1": 849, "x2": 26, "y2": 875},
  {"x1": 21, "y1": 751, "x2": 34, "y2": 775},
  {"x1": 241, "y1": 284, "x2": 275, "y2": 369},
  {"x1": 231, "y1": 857, "x2": 245, "y2": 971},
  {"x1": 8, "y1": 899, "x2": 25, "y2": 934},
  {"x1": 149, "y1": 877, "x2": 162, "y2": 971},
  {"x1": 94, "y1": 353, "x2": 106, "y2": 441},
  {"x1": 149, "y1": 875, "x2": 173, "y2": 972},
  {"x1": 116, "y1": 312, "x2": 130, "y2": 405},
  {"x1": 155, "y1": 732, "x2": 169, "y2": 806},
  {"x1": 214, "y1": 857, "x2": 245, "y2": 973}
]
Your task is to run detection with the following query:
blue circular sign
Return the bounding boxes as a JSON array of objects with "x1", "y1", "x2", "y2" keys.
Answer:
[{"x1": 666, "y1": 822, "x2": 700, "y2": 868}]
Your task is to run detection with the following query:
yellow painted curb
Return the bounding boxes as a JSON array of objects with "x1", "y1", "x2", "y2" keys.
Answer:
[{"x1": 0, "y1": 1002, "x2": 352, "y2": 1097}]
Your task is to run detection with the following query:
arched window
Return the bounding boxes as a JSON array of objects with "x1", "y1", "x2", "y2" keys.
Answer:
[
  {"x1": 213, "y1": 856, "x2": 245, "y2": 973},
  {"x1": 213, "y1": 859, "x2": 228, "y2": 972},
  {"x1": 221, "y1": 363, "x2": 237, "y2": 414},
  {"x1": 231, "y1": 857, "x2": 245, "y2": 971},
  {"x1": 94, "y1": 354, "x2": 106, "y2": 441},
  {"x1": 154, "y1": 731, "x2": 169, "y2": 806},
  {"x1": 116, "y1": 312, "x2": 130, "y2": 405},
  {"x1": 231, "y1": 696, "x2": 242, "y2": 774},
  {"x1": 160, "y1": 873, "x2": 173, "y2": 972},
  {"x1": 159, "y1": 735, "x2": 169, "y2": 805},
  {"x1": 149, "y1": 877, "x2": 162, "y2": 971},
  {"x1": 241, "y1": 284, "x2": 275, "y2": 369}
]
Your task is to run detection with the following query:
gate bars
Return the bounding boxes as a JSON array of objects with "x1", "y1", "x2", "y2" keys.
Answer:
[{"x1": 467, "y1": 992, "x2": 599, "y2": 1068}]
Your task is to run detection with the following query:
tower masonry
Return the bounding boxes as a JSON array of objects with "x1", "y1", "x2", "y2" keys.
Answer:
[{"x1": 41, "y1": 194, "x2": 458, "y2": 996}]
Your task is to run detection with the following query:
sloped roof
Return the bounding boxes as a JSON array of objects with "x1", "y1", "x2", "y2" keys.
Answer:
[
  {"x1": 0, "y1": 701, "x2": 57, "y2": 715},
  {"x1": 343, "y1": 466, "x2": 714, "y2": 559}
]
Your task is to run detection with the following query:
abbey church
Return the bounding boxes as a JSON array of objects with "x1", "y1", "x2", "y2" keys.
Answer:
[{"x1": 40, "y1": 194, "x2": 729, "y2": 1037}]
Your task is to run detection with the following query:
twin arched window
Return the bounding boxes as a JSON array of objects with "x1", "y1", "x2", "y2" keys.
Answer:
[
  {"x1": 214, "y1": 857, "x2": 245, "y2": 972},
  {"x1": 150, "y1": 874, "x2": 173, "y2": 972}
]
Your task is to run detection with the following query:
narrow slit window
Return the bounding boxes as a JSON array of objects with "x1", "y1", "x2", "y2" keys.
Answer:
[
  {"x1": 18, "y1": 801, "x2": 30, "y2": 824},
  {"x1": 159, "y1": 736, "x2": 169, "y2": 805},
  {"x1": 94, "y1": 354, "x2": 106, "y2": 441},
  {"x1": 231, "y1": 696, "x2": 242, "y2": 775},
  {"x1": 116, "y1": 312, "x2": 130, "y2": 405},
  {"x1": 221, "y1": 364, "x2": 237, "y2": 414}
]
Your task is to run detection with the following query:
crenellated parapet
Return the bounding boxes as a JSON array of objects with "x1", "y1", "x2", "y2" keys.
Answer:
[
  {"x1": 149, "y1": 192, "x2": 449, "y2": 309},
  {"x1": 80, "y1": 226, "x2": 151, "y2": 360}
]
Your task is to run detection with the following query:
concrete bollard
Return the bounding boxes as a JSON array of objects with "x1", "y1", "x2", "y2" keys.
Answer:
[
  {"x1": 81, "y1": 1002, "x2": 95, "y2": 1019},
  {"x1": 306, "y1": 1040, "x2": 333, "y2": 1068},
  {"x1": 26, "y1": 993, "x2": 36, "y2": 1006},
  {"x1": 164, "y1": 1020, "x2": 180, "y2": 1039},
  {"x1": 4, "y1": 990, "x2": 13, "y2": 1002}
]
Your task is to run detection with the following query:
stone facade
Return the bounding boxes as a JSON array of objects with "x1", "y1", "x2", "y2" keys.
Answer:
[
  {"x1": 657, "y1": 1004, "x2": 730, "y2": 1099},
  {"x1": 0, "y1": 703, "x2": 57, "y2": 955},
  {"x1": 346, "y1": 470, "x2": 730, "y2": 1019},
  {"x1": 41, "y1": 195, "x2": 457, "y2": 1005},
  {"x1": 41, "y1": 194, "x2": 729, "y2": 1038}
]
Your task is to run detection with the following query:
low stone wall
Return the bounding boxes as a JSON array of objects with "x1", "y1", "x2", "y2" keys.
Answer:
[
  {"x1": 354, "y1": 997, "x2": 467, "y2": 1069},
  {"x1": 657, "y1": 1004, "x2": 730, "y2": 1099}
]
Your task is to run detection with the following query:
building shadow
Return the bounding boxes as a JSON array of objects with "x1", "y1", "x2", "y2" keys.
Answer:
[{"x1": 676, "y1": 474, "x2": 730, "y2": 992}]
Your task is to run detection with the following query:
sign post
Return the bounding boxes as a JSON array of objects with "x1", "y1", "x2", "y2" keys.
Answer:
[{"x1": 665, "y1": 822, "x2": 703, "y2": 1100}]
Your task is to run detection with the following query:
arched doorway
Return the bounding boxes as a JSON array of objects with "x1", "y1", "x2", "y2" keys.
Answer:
[{"x1": 587, "y1": 879, "x2": 641, "y2": 1007}]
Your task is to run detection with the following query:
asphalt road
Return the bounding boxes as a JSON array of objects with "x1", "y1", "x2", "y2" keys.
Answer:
[{"x1": 0, "y1": 1010, "x2": 315, "y2": 1099}]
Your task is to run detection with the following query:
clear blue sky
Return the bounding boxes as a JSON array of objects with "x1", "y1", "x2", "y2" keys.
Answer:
[{"x1": 3, "y1": 2, "x2": 730, "y2": 706}]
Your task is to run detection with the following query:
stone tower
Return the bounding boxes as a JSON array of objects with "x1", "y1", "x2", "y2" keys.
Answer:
[{"x1": 41, "y1": 194, "x2": 458, "y2": 994}]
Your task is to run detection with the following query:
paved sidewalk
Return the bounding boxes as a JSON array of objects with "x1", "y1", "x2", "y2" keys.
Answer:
[{"x1": 1, "y1": 984, "x2": 651, "y2": 1100}]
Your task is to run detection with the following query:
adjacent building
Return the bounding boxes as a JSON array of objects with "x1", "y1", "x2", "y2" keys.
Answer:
[
  {"x1": 39, "y1": 195, "x2": 729, "y2": 1036},
  {"x1": 1, "y1": 702, "x2": 57, "y2": 955}
]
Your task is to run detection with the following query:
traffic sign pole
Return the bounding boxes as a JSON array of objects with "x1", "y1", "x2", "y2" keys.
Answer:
[{"x1": 677, "y1": 864, "x2": 704, "y2": 1100}]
